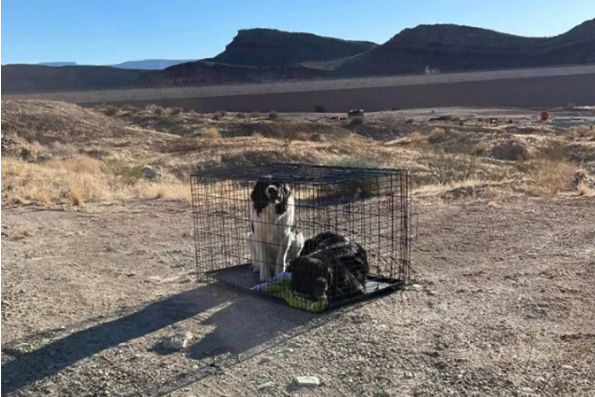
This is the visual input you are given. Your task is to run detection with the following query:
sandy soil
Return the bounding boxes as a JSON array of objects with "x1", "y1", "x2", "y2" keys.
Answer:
[{"x1": 2, "y1": 195, "x2": 594, "y2": 397}]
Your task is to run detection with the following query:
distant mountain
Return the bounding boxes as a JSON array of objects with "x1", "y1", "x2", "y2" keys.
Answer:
[
  {"x1": 38, "y1": 62, "x2": 78, "y2": 67},
  {"x1": 140, "y1": 60, "x2": 333, "y2": 87},
  {"x1": 337, "y1": 18, "x2": 595, "y2": 75},
  {"x1": 208, "y1": 28, "x2": 376, "y2": 67},
  {"x1": 1, "y1": 64, "x2": 142, "y2": 93},
  {"x1": 110, "y1": 59, "x2": 196, "y2": 70},
  {"x1": 2, "y1": 19, "x2": 594, "y2": 94}
]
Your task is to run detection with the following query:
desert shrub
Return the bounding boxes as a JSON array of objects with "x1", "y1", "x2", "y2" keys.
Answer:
[
  {"x1": 48, "y1": 155, "x2": 104, "y2": 175},
  {"x1": 490, "y1": 140, "x2": 530, "y2": 161},
  {"x1": 326, "y1": 155, "x2": 385, "y2": 198},
  {"x1": 527, "y1": 159, "x2": 576, "y2": 196},
  {"x1": 407, "y1": 131, "x2": 428, "y2": 147},
  {"x1": 211, "y1": 111, "x2": 224, "y2": 121},
  {"x1": 268, "y1": 111, "x2": 280, "y2": 121},
  {"x1": 170, "y1": 107, "x2": 183, "y2": 116},
  {"x1": 331, "y1": 155, "x2": 380, "y2": 169},
  {"x1": 236, "y1": 112, "x2": 248, "y2": 119},
  {"x1": 103, "y1": 105, "x2": 118, "y2": 116},
  {"x1": 121, "y1": 104, "x2": 139, "y2": 113},
  {"x1": 565, "y1": 125, "x2": 595, "y2": 141},
  {"x1": 422, "y1": 150, "x2": 478, "y2": 185},
  {"x1": 259, "y1": 123, "x2": 302, "y2": 147},
  {"x1": 153, "y1": 106, "x2": 165, "y2": 116},
  {"x1": 103, "y1": 160, "x2": 145, "y2": 184},
  {"x1": 294, "y1": 132, "x2": 309, "y2": 141},
  {"x1": 537, "y1": 141, "x2": 571, "y2": 162},
  {"x1": 49, "y1": 141, "x2": 79, "y2": 158},
  {"x1": 203, "y1": 127, "x2": 221, "y2": 139},
  {"x1": 310, "y1": 133, "x2": 327, "y2": 142},
  {"x1": 472, "y1": 142, "x2": 490, "y2": 156},
  {"x1": 348, "y1": 116, "x2": 364, "y2": 126},
  {"x1": 427, "y1": 128, "x2": 447, "y2": 144}
]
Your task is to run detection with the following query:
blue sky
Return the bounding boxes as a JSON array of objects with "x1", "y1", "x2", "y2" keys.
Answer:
[{"x1": 2, "y1": 0, "x2": 594, "y2": 65}]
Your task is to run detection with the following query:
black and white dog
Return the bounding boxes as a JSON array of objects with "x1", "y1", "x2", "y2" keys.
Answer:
[
  {"x1": 287, "y1": 232, "x2": 369, "y2": 302},
  {"x1": 247, "y1": 177, "x2": 305, "y2": 281}
]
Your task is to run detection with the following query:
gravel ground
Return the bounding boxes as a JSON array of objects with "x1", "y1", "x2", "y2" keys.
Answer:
[{"x1": 2, "y1": 196, "x2": 595, "y2": 397}]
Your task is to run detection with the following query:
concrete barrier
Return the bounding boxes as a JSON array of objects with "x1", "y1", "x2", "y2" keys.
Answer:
[{"x1": 3, "y1": 65, "x2": 595, "y2": 111}]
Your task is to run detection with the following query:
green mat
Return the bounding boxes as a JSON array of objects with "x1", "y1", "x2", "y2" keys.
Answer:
[{"x1": 255, "y1": 276, "x2": 328, "y2": 313}]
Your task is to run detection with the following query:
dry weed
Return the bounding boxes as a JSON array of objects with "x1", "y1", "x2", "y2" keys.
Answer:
[
  {"x1": 526, "y1": 160, "x2": 576, "y2": 196},
  {"x1": 169, "y1": 107, "x2": 183, "y2": 116},
  {"x1": 69, "y1": 187, "x2": 84, "y2": 206},
  {"x1": 48, "y1": 141, "x2": 79, "y2": 158},
  {"x1": 1, "y1": 156, "x2": 192, "y2": 206},
  {"x1": 578, "y1": 183, "x2": 593, "y2": 196},
  {"x1": 203, "y1": 127, "x2": 222, "y2": 139},
  {"x1": 428, "y1": 128, "x2": 447, "y2": 144},
  {"x1": 133, "y1": 181, "x2": 191, "y2": 202},
  {"x1": 422, "y1": 150, "x2": 478, "y2": 185},
  {"x1": 407, "y1": 131, "x2": 428, "y2": 147},
  {"x1": 47, "y1": 156, "x2": 104, "y2": 175}
]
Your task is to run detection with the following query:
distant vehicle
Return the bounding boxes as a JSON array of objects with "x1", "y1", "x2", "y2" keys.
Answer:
[{"x1": 348, "y1": 109, "x2": 364, "y2": 119}]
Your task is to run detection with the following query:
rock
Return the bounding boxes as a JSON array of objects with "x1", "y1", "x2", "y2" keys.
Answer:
[
  {"x1": 257, "y1": 381, "x2": 275, "y2": 390},
  {"x1": 142, "y1": 166, "x2": 161, "y2": 182},
  {"x1": 294, "y1": 376, "x2": 321, "y2": 387},
  {"x1": 411, "y1": 284, "x2": 423, "y2": 291},
  {"x1": 561, "y1": 365, "x2": 573, "y2": 370},
  {"x1": 404, "y1": 371, "x2": 414, "y2": 379},
  {"x1": 161, "y1": 332, "x2": 193, "y2": 351}
]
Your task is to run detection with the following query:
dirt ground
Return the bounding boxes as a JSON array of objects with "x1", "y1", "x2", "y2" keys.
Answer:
[{"x1": 2, "y1": 194, "x2": 594, "y2": 397}]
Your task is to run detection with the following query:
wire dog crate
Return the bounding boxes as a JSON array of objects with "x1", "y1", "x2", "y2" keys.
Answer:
[{"x1": 190, "y1": 163, "x2": 412, "y2": 312}]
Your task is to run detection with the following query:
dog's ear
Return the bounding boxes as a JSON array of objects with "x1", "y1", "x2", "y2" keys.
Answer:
[{"x1": 250, "y1": 182, "x2": 262, "y2": 203}]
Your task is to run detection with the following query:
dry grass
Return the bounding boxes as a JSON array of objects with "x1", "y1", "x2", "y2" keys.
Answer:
[
  {"x1": 427, "y1": 127, "x2": 447, "y2": 144},
  {"x1": 1, "y1": 156, "x2": 191, "y2": 206},
  {"x1": 421, "y1": 149, "x2": 478, "y2": 185},
  {"x1": 203, "y1": 127, "x2": 222, "y2": 139},
  {"x1": 3, "y1": 100, "x2": 594, "y2": 206},
  {"x1": 564, "y1": 125, "x2": 595, "y2": 141},
  {"x1": 577, "y1": 183, "x2": 593, "y2": 196},
  {"x1": 407, "y1": 131, "x2": 428, "y2": 147},
  {"x1": 526, "y1": 160, "x2": 577, "y2": 196}
]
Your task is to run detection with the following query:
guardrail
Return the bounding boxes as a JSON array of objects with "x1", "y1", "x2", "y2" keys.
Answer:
[{"x1": 3, "y1": 64, "x2": 595, "y2": 104}]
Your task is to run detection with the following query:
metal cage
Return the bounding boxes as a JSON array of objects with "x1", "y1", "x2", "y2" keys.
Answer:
[{"x1": 190, "y1": 163, "x2": 412, "y2": 312}]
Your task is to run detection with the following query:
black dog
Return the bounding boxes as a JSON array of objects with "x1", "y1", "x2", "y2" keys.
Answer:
[
  {"x1": 298, "y1": 231, "x2": 350, "y2": 257},
  {"x1": 287, "y1": 232, "x2": 369, "y2": 302}
]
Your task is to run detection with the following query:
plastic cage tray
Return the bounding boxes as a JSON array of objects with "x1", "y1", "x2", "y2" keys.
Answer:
[{"x1": 206, "y1": 264, "x2": 404, "y2": 312}]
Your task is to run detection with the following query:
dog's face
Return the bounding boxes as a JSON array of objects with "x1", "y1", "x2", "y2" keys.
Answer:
[
  {"x1": 251, "y1": 179, "x2": 291, "y2": 213},
  {"x1": 288, "y1": 256, "x2": 332, "y2": 300}
]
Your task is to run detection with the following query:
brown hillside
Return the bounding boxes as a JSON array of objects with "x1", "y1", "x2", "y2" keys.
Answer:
[
  {"x1": 338, "y1": 19, "x2": 595, "y2": 75},
  {"x1": 208, "y1": 28, "x2": 377, "y2": 67}
]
